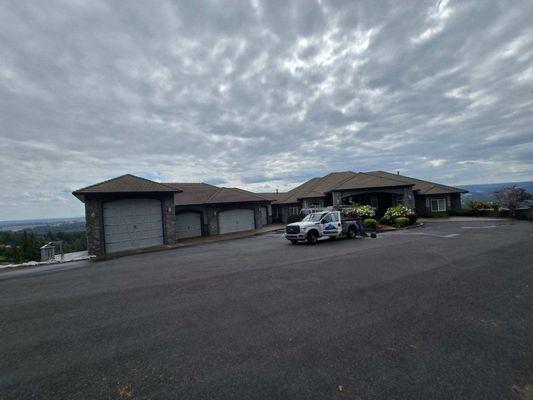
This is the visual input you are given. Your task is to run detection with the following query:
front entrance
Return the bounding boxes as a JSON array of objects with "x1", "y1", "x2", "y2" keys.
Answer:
[{"x1": 342, "y1": 192, "x2": 403, "y2": 216}]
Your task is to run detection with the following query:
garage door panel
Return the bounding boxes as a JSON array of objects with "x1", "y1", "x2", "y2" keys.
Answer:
[
  {"x1": 176, "y1": 212, "x2": 202, "y2": 239},
  {"x1": 218, "y1": 209, "x2": 255, "y2": 234},
  {"x1": 103, "y1": 199, "x2": 163, "y2": 253}
]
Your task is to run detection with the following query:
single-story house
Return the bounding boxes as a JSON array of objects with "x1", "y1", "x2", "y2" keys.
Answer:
[
  {"x1": 73, "y1": 174, "x2": 272, "y2": 256},
  {"x1": 73, "y1": 171, "x2": 467, "y2": 255},
  {"x1": 259, "y1": 171, "x2": 468, "y2": 223}
]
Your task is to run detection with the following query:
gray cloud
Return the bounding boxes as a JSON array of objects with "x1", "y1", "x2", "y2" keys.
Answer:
[{"x1": 1, "y1": 0, "x2": 532, "y2": 219}]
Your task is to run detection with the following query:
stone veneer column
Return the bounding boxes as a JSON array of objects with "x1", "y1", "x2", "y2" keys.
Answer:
[
  {"x1": 402, "y1": 188, "x2": 415, "y2": 210},
  {"x1": 332, "y1": 191, "x2": 342, "y2": 207},
  {"x1": 84, "y1": 197, "x2": 105, "y2": 257},
  {"x1": 161, "y1": 194, "x2": 176, "y2": 245}
]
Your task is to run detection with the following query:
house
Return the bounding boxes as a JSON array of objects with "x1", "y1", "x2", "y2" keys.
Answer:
[
  {"x1": 73, "y1": 175, "x2": 272, "y2": 256},
  {"x1": 259, "y1": 171, "x2": 468, "y2": 223},
  {"x1": 73, "y1": 171, "x2": 467, "y2": 256}
]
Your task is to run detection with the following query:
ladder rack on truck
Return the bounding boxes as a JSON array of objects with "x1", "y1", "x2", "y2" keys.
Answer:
[{"x1": 284, "y1": 209, "x2": 362, "y2": 245}]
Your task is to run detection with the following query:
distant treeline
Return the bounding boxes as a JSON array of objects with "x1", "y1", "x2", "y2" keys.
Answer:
[{"x1": 0, "y1": 230, "x2": 87, "y2": 264}]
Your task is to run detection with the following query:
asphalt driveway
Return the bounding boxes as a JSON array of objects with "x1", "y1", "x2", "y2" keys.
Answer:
[{"x1": 1, "y1": 219, "x2": 532, "y2": 399}]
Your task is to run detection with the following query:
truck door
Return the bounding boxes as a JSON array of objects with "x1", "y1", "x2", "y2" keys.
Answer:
[{"x1": 321, "y1": 212, "x2": 341, "y2": 236}]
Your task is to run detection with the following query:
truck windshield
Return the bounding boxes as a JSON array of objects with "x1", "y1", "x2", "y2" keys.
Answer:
[{"x1": 302, "y1": 213, "x2": 326, "y2": 222}]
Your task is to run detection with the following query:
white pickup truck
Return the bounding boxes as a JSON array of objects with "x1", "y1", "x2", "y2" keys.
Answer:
[{"x1": 284, "y1": 210, "x2": 361, "y2": 244}]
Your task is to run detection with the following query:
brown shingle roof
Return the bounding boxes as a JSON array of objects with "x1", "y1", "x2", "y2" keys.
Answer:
[
  {"x1": 365, "y1": 171, "x2": 468, "y2": 194},
  {"x1": 276, "y1": 177, "x2": 323, "y2": 204},
  {"x1": 165, "y1": 182, "x2": 217, "y2": 191},
  {"x1": 299, "y1": 171, "x2": 358, "y2": 198},
  {"x1": 256, "y1": 192, "x2": 289, "y2": 203},
  {"x1": 275, "y1": 172, "x2": 358, "y2": 203},
  {"x1": 174, "y1": 186, "x2": 270, "y2": 206},
  {"x1": 268, "y1": 170, "x2": 466, "y2": 203},
  {"x1": 332, "y1": 172, "x2": 413, "y2": 191},
  {"x1": 73, "y1": 174, "x2": 180, "y2": 196}
]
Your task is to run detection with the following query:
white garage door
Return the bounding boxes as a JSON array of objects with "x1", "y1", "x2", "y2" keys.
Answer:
[
  {"x1": 103, "y1": 198, "x2": 163, "y2": 253},
  {"x1": 176, "y1": 212, "x2": 202, "y2": 239},
  {"x1": 218, "y1": 209, "x2": 255, "y2": 234}
]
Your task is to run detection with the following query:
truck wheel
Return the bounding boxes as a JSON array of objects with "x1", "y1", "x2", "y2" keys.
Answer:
[
  {"x1": 307, "y1": 231, "x2": 318, "y2": 245},
  {"x1": 290, "y1": 240, "x2": 298, "y2": 244},
  {"x1": 347, "y1": 227, "x2": 356, "y2": 239}
]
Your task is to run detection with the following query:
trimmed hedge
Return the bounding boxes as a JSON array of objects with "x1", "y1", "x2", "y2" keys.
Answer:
[
  {"x1": 394, "y1": 217, "x2": 410, "y2": 228},
  {"x1": 363, "y1": 218, "x2": 377, "y2": 229}
]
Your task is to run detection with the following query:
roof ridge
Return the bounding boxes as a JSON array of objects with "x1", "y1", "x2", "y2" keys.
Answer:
[
  {"x1": 73, "y1": 173, "x2": 178, "y2": 194},
  {"x1": 368, "y1": 171, "x2": 467, "y2": 193},
  {"x1": 331, "y1": 172, "x2": 361, "y2": 190},
  {"x1": 362, "y1": 171, "x2": 414, "y2": 186},
  {"x1": 205, "y1": 187, "x2": 223, "y2": 204},
  {"x1": 73, "y1": 174, "x2": 132, "y2": 193},
  {"x1": 371, "y1": 171, "x2": 464, "y2": 191},
  {"x1": 226, "y1": 187, "x2": 271, "y2": 201}
]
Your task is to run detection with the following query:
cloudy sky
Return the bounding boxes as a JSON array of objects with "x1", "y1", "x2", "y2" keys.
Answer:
[{"x1": 1, "y1": 0, "x2": 532, "y2": 220}]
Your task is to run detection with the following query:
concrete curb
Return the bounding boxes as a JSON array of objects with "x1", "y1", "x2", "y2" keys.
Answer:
[
  {"x1": 92, "y1": 226, "x2": 285, "y2": 262},
  {"x1": 374, "y1": 222, "x2": 424, "y2": 233}
]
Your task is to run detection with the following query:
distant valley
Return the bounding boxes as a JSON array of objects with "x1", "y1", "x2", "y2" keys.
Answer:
[
  {"x1": 459, "y1": 181, "x2": 533, "y2": 203},
  {"x1": 0, "y1": 217, "x2": 85, "y2": 233}
]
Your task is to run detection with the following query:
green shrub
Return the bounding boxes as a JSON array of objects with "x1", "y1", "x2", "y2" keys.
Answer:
[
  {"x1": 342, "y1": 204, "x2": 376, "y2": 219},
  {"x1": 363, "y1": 218, "x2": 377, "y2": 229},
  {"x1": 467, "y1": 199, "x2": 500, "y2": 215},
  {"x1": 381, "y1": 205, "x2": 417, "y2": 225},
  {"x1": 394, "y1": 217, "x2": 410, "y2": 228}
]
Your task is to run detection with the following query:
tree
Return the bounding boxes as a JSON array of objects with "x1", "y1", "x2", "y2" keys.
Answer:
[{"x1": 494, "y1": 186, "x2": 532, "y2": 216}]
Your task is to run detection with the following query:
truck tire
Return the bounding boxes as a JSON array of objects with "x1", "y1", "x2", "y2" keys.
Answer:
[
  {"x1": 347, "y1": 226, "x2": 356, "y2": 239},
  {"x1": 307, "y1": 230, "x2": 318, "y2": 245}
]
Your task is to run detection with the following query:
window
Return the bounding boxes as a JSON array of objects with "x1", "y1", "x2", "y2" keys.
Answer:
[
  {"x1": 288, "y1": 206, "x2": 299, "y2": 216},
  {"x1": 431, "y1": 198, "x2": 446, "y2": 212},
  {"x1": 331, "y1": 212, "x2": 339, "y2": 222},
  {"x1": 303, "y1": 213, "x2": 326, "y2": 222},
  {"x1": 321, "y1": 213, "x2": 334, "y2": 223}
]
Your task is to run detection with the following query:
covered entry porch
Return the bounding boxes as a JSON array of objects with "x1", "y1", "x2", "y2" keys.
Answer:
[{"x1": 332, "y1": 186, "x2": 415, "y2": 216}]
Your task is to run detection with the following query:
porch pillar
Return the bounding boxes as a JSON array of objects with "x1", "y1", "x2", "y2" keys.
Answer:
[
  {"x1": 332, "y1": 191, "x2": 342, "y2": 207},
  {"x1": 403, "y1": 188, "x2": 415, "y2": 209}
]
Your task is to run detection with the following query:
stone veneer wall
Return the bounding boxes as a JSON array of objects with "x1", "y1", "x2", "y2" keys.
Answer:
[
  {"x1": 161, "y1": 194, "x2": 177, "y2": 246},
  {"x1": 84, "y1": 197, "x2": 105, "y2": 256}
]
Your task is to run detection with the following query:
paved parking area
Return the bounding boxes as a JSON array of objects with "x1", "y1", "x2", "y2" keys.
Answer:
[{"x1": 1, "y1": 220, "x2": 532, "y2": 399}]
